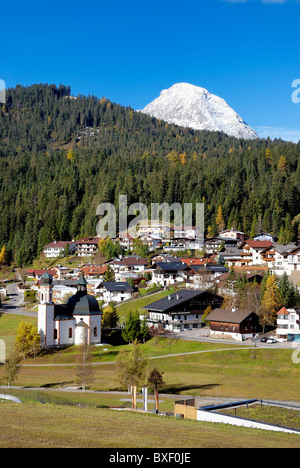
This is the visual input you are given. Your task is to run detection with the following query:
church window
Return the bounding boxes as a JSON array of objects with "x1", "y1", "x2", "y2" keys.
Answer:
[
  {"x1": 93, "y1": 327, "x2": 97, "y2": 337},
  {"x1": 68, "y1": 328, "x2": 72, "y2": 338},
  {"x1": 54, "y1": 329, "x2": 57, "y2": 340}
]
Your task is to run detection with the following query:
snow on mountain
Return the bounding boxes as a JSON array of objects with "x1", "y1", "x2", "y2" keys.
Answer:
[{"x1": 140, "y1": 83, "x2": 258, "y2": 140}]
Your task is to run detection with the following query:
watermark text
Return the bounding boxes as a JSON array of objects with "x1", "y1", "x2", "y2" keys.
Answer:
[{"x1": 0, "y1": 79, "x2": 5, "y2": 104}]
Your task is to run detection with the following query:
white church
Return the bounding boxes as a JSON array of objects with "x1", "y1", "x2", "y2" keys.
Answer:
[{"x1": 38, "y1": 271, "x2": 102, "y2": 348}]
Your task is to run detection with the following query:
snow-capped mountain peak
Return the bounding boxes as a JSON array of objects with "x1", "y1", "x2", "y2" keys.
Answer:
[{"x1": 140, "y1": 83, "x2": 258, "y2": 140}]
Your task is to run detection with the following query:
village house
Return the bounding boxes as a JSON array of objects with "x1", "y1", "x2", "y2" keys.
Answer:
[
  {"x1": 136, "y1": 219, "x2": 174, "y2": 240},
  {"x1": 110, "y1": 256, "x2": 148, "y2": 274},
  {"x1": 95, "y1": 281, "x2": 134, "y2": 304},
  {"x1": 75, "y1": 236, "x2": 101, "y2": 257},
  {"x1": 276, "y1": 306, "x2": 300, "y2": 342},
  {"x1": 191, "y1": 264, "x2": 228, "y2": 290},
  {"x1": 173, "y1": 226, "x2": 201, "y2": 239},
  {"x1": 143, "y1": 289, "x2": 224, "y2": 332},
  {"x1": 220, "y1": 229, "x2": 246, "y2": 244},
  {"x1": 239, "y1": 240, "x2": 274, "y2": 267},
  {"x1": 253, "y1": 233, "x2": 277, "y2": 243},
  {"x1": 151, "y1": 261, "x2": 193, "y2": 287},
  {"x1": 220, "y1": 246, "x2": 242, "y2": 268},
  {"x1": 163, "y1": 237, "x2": 204, "y2": 252},
  {"x1": 150, "y1": 253, "x2": 178, "y2": 264},
  {"x1": 277, "y1": 245, "x2": 300, "y2": 275},
  {"x1": 204, "y1": 237, "x2": 238, "y2": 254},
  {"x1": 117, "y1": 232, "x2": 134, "y2": 250},
  {"x1": 80, "y1": 264, "x2": 107, "y2": 278},
  {"x1": 207, "y1": 307, "x2": 261, "y2": 341},
  {"x1": 43, "y1": 241, "x2": 75, "y2": 258},
  {"x1": 27, "y1": 268, "x2": 57, "y2": 281}
]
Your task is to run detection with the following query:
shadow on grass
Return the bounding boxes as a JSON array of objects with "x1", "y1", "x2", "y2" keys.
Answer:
[
  {"x1": 162, "y1": 383, "x2": 221, "y2": 394},
  {"x1": 21, "y1": 381, "x2": 75, "y2": 389}
]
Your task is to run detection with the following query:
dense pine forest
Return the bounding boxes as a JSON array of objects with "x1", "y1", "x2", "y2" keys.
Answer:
[{"x1": 0, "y1": 83, "x2": 300, "y2": 266}]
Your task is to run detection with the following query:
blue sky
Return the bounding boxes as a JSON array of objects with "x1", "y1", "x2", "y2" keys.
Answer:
[{"x1": 1, "y1": 0, "x2": 300, "y2": 141}]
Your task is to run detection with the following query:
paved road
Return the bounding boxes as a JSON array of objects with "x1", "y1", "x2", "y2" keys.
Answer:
[
  {"x1": 1, "y1": 283, "x2": 36, "y2": 317},
  {"x1": 170, "y1": 327, "x2": 297, "y2": 349}
]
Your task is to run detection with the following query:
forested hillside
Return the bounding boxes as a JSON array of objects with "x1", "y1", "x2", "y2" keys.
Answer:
[{"x1": 0, "y1": 84, "x2": 300, "y2": 266}]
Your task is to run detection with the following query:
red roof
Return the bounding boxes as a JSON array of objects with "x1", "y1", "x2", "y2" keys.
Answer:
[
  {"x1": 277, "y1": 307, "x2": 289, "y2": 315},
  {"x1": 76, "y1": 237, "x2": 100, "y2": 245},
  {"x1": 246, "y1": 241, "x2": 273, "y2": 249},
  {"x1": 44, "y1": 241, "x2": 70, "y2": 249},
  {"x1": 27, "y1": 268, "x2": 56, "y2": 276},
  {"x1": 81, "y1": 265, "x2": 107, "y2": 275},
  {"x1": 113, "y1": 257, "x2": 148, "y2": 266}
]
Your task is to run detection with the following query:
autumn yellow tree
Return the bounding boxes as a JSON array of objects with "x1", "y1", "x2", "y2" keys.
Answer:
[
  {"x1": 0, "y1": 245, "x2": 6, "y2": 264},
  {"x1": 206, "y1": 225, "x2": 213, "y2": 238},
  {"x1": 179, "y1": 152, "x2": 187, "y2": 165},
  {"x1": 215, "y1": 205, "x2": 225, "y2": 232},
  {"x1": 167, "y1": 150, "x2": 179, "y2": 167},
  {"x1": 67, "y1": 148, "x2": 75, "y2": 162},
  {"x1": 265, "y1": 148, "x2": 272, "y2": 165},
  {"x1": 261, "y1": 274, "x2": 282, "y2": 327},
  {"x1": 277, "y1": 155, "x2": 287, "y2": 172},
  {"x1": 15, "y1": 322, "x2": 41, "y2": 359}
]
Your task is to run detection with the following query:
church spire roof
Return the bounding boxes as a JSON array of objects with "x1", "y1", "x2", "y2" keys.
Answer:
[{"x1": 77, "y1": 272, "x2": 88, "y2": 295}]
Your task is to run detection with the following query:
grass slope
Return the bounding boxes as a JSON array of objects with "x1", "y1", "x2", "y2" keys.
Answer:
[{"x1": 0, "y1": 401, "x2": 299, "y2": 448}]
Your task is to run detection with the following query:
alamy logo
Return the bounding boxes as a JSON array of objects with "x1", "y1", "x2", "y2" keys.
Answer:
[
  {"x1": 0, "y1": 79, "x2": 6, "y2": 104},
  {"x1": 291, "y1": 79, "x2": 300, "y2": 104},
  {"x1": 0, "y1": 339, "x2": 5, "y2": 363},
  {"x1": 96, "y1": 195, "x2": 204, "y2": 240},
  {"x1": 291, "y1": 342, "x2": 300, "y2": 364}
]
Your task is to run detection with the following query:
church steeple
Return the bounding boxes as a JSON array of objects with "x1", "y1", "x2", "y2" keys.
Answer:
[
  {"x1": 40, "y1": 271, "x2": 53, "y2": 304},
  {"x1": 77, "y1": 272, "x2": 88, "y2": 295}
]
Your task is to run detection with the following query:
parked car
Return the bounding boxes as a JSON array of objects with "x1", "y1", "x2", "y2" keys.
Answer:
[
  {"x1": 260, "y1": 337, "x2": 268, "y2": 342},
  {"x1": 266, "y1": 337, "x2": 277, "y2": 344}
]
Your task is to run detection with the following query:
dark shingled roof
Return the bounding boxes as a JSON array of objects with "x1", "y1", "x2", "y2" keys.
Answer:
[
  {"x1": 154, "y1": 261, "x2": 189, "y2": 271},
  {"x1": 143, "y1": 289, "x2": 208, "y2": 313},
  {"x1": 53, "y1": 273, "x2": 102, "y2": 318},
  {"x1": 101, "y1": 281, "x2": 133, "y2": 292},
  {"x1": 207, "y1": 308, "x2": 254, "y2": 324}
]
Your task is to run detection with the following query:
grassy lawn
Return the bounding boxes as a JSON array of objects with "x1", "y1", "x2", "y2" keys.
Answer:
[
  {"x1": 0, "y1": 401, "x2": 299, "y2": 448},
  {"x1": 0, "y1": 337, "x2": 299, "y2": 401},
  {"x1": 1, "y1": 313, "x2": 300, "y2": 402},
  {"x1": 219, "y1": 404, "x2": 300, "y2": 431},
  {"x1": 115, "y1": 287, "x2": 176, "y2": 319},
  {"x1": 1, "y1": 312, "x2": 300, "y2": 448}
]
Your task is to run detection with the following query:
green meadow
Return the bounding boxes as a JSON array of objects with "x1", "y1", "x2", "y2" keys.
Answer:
[{"x1": 0, "y1": 312, "x2": 299, "y2": 401}]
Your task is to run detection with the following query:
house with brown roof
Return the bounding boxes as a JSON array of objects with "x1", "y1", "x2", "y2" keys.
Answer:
[
  {"x1": 80, "y1": 264, "x2": 107, "y2": 278},
  {"x1": 207, "y1": 307, "x2": 261, "y2": 341},
  {"x1": 239, "y1": 240, "x2": 274, "y2": 267},
  {"x1": 220, "y1": 229, "x2": 246, "y2": 243},
  {"x1": 75, "y1": 236, "x2": 101, "y2": 257},
  {"x1": 43, "y1": 241, "x2": 75, "y2": 258},
  {"x1": 111, "y1": 256, "x2": 148, "y2": 274}
]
